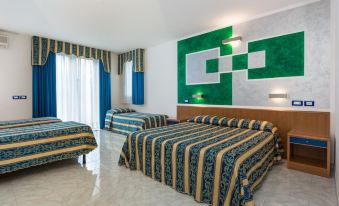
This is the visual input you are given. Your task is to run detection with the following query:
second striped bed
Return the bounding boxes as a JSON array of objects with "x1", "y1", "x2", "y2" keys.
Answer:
[
  {"x1": 105, "y1": 111, "x2": 168, "y2": 135},
  {"x1": 0, "y1": 121, "x2": 97, "y2": 174}
]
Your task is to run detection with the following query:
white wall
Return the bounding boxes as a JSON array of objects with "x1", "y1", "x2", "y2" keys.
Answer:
[
  {"x1": 231, "y1": 0, "x2": 330, "y2": 109},
  {"x1": 127, "y1": 41, "x2": 178, "y2": 118},
  {"x1": 0, "y1": 32, "x2": 32, "y2": 121},
  {"x1": 110, "y1": 53, "x2": 121, "y2": 107},
  {"x1": 333, "y1": 0, "x2": 339, "y2": 200}
]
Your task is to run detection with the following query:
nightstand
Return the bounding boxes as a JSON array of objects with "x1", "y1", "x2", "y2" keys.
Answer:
[{"x1": 287, "y1": 131, "x2": 330, "y2": 177}]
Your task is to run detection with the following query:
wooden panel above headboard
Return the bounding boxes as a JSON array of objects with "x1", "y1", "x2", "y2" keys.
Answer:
[{"x1": 177, "y1": 105, "x2": 330, "y2": 158}]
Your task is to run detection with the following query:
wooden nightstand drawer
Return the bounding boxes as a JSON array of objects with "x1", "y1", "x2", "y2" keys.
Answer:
[
  {"x1": 287, "y1": 131, "x2": 330, "y2": 177},
  {"x1": 290, "y1": 136, "x2": 327, "y2": 148}
]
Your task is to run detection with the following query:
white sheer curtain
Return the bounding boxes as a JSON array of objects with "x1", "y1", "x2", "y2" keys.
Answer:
[
  {"x1": 121, "y1": 61, "x2": 133, "y2": 104},
  {"x1": 56, "y1": 53, "x2": 100, "y2": 129}
]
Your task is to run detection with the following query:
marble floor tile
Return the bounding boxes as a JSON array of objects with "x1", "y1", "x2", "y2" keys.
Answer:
[
  {"x1": 0, "y1": 130, "x2": 337, "y2": 206},
  {"x1": 0, "y1": 184, "x2": 17, "y2": 206}
]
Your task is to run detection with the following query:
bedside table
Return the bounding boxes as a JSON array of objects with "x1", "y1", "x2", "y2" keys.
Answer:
[{"x1": 287, "y1": 131, "x2": 330, "y2": 177}]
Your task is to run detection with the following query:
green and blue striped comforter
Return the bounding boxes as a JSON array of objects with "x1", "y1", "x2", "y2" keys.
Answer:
[
  {"x1": 119, "y1": 119, "x2": 281, "y2": 206},
  {"x1": 104, "y1": 108, "x2": 136, "y2": 130},
  {"x1": 105, "y1": 110, "x2": 168, "y2": 135},
  {"x1": 0, "y1": 117, "x2": 61, "y2": 129},
  {"x1": 0, "y1": 121, "x2": 97, "y2": 174}
]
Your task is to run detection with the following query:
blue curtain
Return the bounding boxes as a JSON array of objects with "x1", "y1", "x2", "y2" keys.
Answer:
[
  {"x1": 32, "y1": 53, "x2": 57, "y2": 117},
  {"x1": 99, "y1": 62, "x2": 112, "y2": 129},
  {"x1": 132, "y1": 71, "x2": 144, "y2": 105}
]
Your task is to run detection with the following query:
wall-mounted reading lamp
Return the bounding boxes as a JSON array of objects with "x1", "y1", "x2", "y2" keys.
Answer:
[
  {"x1": 269, "y1": 93, "x2": 288, "y2": 99},
  {"x1": 192, "y1": 94, "x2": 204, "y2": 99},
  {"x1": 222, "y1": 36, "x2": 242, "y2": 45}
]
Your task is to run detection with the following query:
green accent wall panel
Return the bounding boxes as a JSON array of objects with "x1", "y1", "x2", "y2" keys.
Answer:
[
  {"x1": 178, "y1": 26, "x2": 305, "y2": 106},
  {"x1": 206, "y1": 59, "x2": 219, "y2": 73},
  {"x1": 178, "y1": 27, "x2": 233, "y2": 105},
  {"x1": 232, "y1": 54, "x2": 248, "y2": 70},
  {"x1": 180, "y1": 73, "x2": 232, "y2": 105},
  {"x1": 248, "y1": 31, "x2": 304, "y2": 79},
  {"x1": 220, "y1": 43, "x2": 233, "y2": 56}
]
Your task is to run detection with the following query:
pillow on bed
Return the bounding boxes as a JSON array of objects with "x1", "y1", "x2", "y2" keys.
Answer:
[
  {"x1": 217, "y1": 117, "x2": 234, "y2": 127},
  {"x1": 238, "y1": 119, "x2": 275, "y2": 132},
  {"x1": 188, "y1": 115, "x2": 277, "y2": 133},
  {"x1": 109, "y1": 107, "x2": 135, "y2": 114},
  {"x1": 188, "y1": 115, "x2": 211, "y2": 124},
  {"x1": 189, "y1": 116, "x2": 234, "y2": 126},
  {"x1": 209, "y1": 116, "x2": 219, "y2": 125}
]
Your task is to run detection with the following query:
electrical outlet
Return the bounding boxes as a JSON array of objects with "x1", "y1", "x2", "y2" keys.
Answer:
[
  {"x1": 292, "y1": 100, "x2": 303, "y2": 106},
  {"x1": 12, "y1": 95, "x2": 27, "y2": 100},
  {"x1": 304, "y1": 101, "x2": 315, "y2": 107}
]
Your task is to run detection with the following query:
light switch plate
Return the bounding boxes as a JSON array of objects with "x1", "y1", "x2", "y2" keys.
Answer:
[
  {"x1": 304, "y1": 101, "x2": 315, "y2": 107},
  {"x1": 292, "y1": 100, "x2": 303, "y2": 106},
  {"x1": 13, "y1": 95, "x2": 27, "y2": 100}
]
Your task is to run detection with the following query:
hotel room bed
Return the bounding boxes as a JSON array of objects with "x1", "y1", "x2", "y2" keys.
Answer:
[
  {"x1": 0, "y1": 117, "x2": 61, "y2": 129},
  {"x1": 105, "y1": 108, "x2": 168, "y2": 135},
  {"x1": 118, "y1": 116, "x2": 282, "y2": 206},
  {"x1": 0, "y1": 121, "x2": 97, "y2": 174}
]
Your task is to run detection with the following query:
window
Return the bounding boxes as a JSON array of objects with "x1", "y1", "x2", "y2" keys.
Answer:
[
  {"x1": 122, "y1": 61, "x2": 133, "y2": 103},
  {"x1": 56, "y1": 54, "x2": 100, "y2": 129}
]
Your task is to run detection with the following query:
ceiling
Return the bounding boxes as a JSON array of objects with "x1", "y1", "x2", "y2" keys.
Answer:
[{"x1": 0, "y1": 0, "x2": 318, "y2": 53}]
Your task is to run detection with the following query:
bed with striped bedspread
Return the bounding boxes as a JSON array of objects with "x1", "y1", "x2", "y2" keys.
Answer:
[
  {"x1": 0, "y1": 117, "x2": 61, "y2": 129},
  {"x1": 0, "y1": 121, "x2": 97, "y2": 174},
  {"x1": 119, "y1": 116, "x2": 282, "y2": 206},
  {"x1": 105, "y1": 109, "x2": 167, "y2": 135}
]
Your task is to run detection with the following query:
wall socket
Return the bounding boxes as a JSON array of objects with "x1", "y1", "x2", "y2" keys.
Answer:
[
  {"x1": 292, "y1": 100, "x2": 303, "y2": 106},
  {"x1": 13, "y1": 95, "x2": 27, "y2": 100},
  {"x1": 304, "y1": 100, "x2": 315, "y2": 106},
  {"x1": 292, "y1": 100, "x2": 315, "y2": 107}
]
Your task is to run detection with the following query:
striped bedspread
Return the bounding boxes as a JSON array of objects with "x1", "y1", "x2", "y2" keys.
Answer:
[
  {"x1": 0, "y1": 117, "x2": 61, "y2": 129},
  {"x1": 0, "y1": 121, "x2": 97, "y2": 174},
  {"x1": 105, "y1": 112, "x2": 168, "y2": 135},
  {"x1": 104, "y1": 108, "x2": 135, "y2": 129},
  {"x1": 119, "y1": 122, "x2": 281, "y2": 206}
]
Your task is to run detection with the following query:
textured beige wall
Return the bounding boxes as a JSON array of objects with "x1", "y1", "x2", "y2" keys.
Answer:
[{"x1": 0, "y1": 32, "x2": 32, "y2": 121}]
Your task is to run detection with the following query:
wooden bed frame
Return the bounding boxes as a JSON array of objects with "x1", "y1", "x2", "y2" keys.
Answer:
[{"x1": 177, "y1": 105, "x2": 330, "y2": 158}]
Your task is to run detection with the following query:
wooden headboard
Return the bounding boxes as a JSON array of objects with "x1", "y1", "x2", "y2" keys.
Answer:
[{"x1": 177, "y1": 105, "x2": 330, "y2": 157}]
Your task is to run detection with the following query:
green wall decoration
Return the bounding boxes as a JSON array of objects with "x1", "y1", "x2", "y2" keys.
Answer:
[
  {"x1": 178, "y1": 27, "x2": 233, "y2": 105},
  {"x1": 177, "y1": 27, "x2": 305, "y2": 105},
  {"x1": 248, "y1": 32, "x2": 304, "y2": 79},
  {"x1": 206, "y1": 59, "x2": 219, "y2": 73},
  {"x1": 232, "y1": 54, "x2": 248, "y2": 71}
]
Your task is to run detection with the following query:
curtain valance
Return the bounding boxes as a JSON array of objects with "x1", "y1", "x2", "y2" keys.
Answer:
[
  {"x1": 31, "y1": 36, "x2": 111, "y2": 73},
  {"x1": 118, "y1": 48, "x2": 144, "y2": 74}
]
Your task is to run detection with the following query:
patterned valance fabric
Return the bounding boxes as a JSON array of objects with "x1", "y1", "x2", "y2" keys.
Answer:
[
  {"x1": 118, "y1": 48, "x2": 144, "y2": 74},
  {"x1": 31, "y1": 36, "x2": 111, "y2": 73}
]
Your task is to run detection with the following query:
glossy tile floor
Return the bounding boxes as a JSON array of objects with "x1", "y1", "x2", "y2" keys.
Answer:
[{"x1": 0, "y1": 130, "x2": 337, "y2": 206}]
